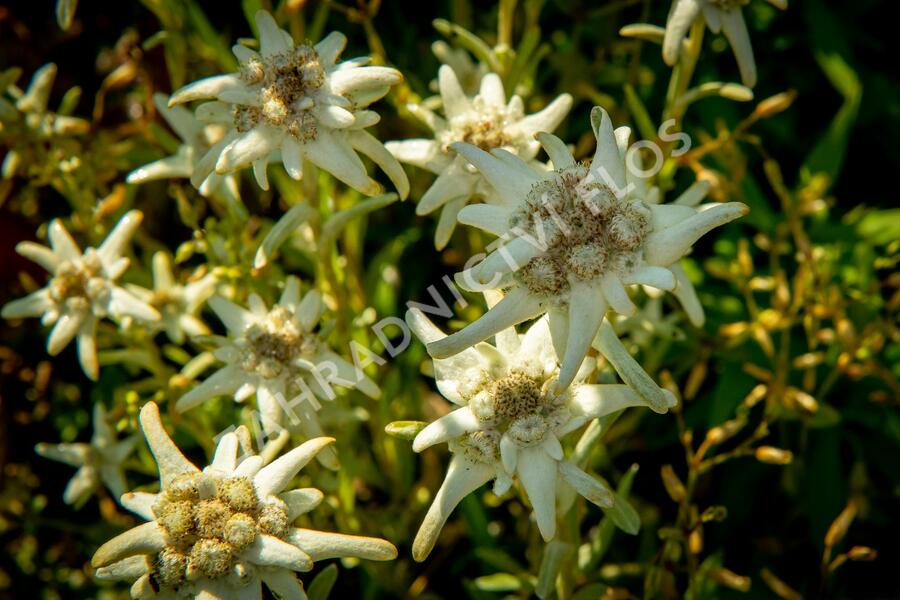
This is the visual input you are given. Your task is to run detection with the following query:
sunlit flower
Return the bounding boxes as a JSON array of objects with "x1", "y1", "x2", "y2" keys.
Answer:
[
  {"x1": 662, "y1": 0, "x2": 788, "y2": 87},
  {"x1": 168, "y1": 10, "x2": 409, "y2": 199},
  {"x1": 386, "y1": 66, "x2": 571, "y2": 248},
  {"x1": 175, "y1": 276, "x2": 379, "y2": 468},
  {"x1": 125, "y1": 251, "x2": 216, "y2": 345},
  {"x1": 0, "y1": 63, "x2": 90, "y2": 179},
  {"x1": 92, "y1": 402, "x2": 397, "y2": 599},
  {"x1": 127, "y1": 93, "x2": 245, "y2": 218},
  {"x1": 406, "y1": 306, "x2": 674, "y2": 560},
  {"x1": 426, "y1": 107, "x2": 747, "y2": 391},
  {"x1": 1, "y1": 210, "x2": 160, "y2": 380},
  {"x1": 35, "y1": 403, "x2": 137, "y2": 505}
]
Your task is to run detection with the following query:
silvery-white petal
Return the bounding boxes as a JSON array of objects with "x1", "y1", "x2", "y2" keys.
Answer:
[
  {"x1": 139, "y1": 402, "x2": 201, "y2": 487},
  {"x1": 451, "y1": 142, "x2": 540, "y2": 205},
  {"x1": 557, "y1": 281, "x2": 606, "y2": 391},
  {"x1": 535, "y1": 132, "x2": 575, "y2": 169},
  {"x1": 91, "y1": 521, "x2": 168, "y2": 568},
  {"x1": 239, "y1": 533, "x2": 313, "y2": 572},
  {"x1": 594, "y1": 321, "x2": 672, "y2": 413},
  {"x1": 620, "y1": 265, "x2": 676, "y2": 290},
  {"x1": 500, "y1": 433, "x2": 518, "y2": 474},
  {"x1": 94, "y1": 556, "x2": 150, "y2": 581},
  {"x1": 34, "y1": 442, "x2": 88, "y2": 467},
  {"x1": 473, "y1": 236, "x2": 544, "y2": 285},
  {"x1": 120, "y1": 491, "x2": 159, "y2": 520},
  {"x1": 315, "y1": 31, "x2": 347, "y2": 67},
  {"x1": 663, "y1": 0, "x2": 701, "y2": 65},
  {"x1": 516, "y1": 445, "x2": 558, "y2": 541},
  {"x1": 329, "y1": 66, "x2": 402, "y2": 95},
  {"x1": 281, "y1": 136, "x2": 304, "y2": 180},
  {"x1": 721, "y1": 8, "x2": 757, "y2": 87},
  {"x1": 673, "y1": 180, "x2": 710, "y2": 207},
  {"x1": 385, "y1": 139, "x2": 445, "y2": 173},
  {"x1": 515, "y1": 93, "x2": 573, "y2": 138},
  {"x1": 15, "y1": 241, "x2": 59, "y2": 273},
  {"x1": 478, "y1": 73, "x2": 506, "y2": 107},
  {"x1": 260, "y1": 569, "x2": 308, "y2": 600},
  {"x1": 589, "y1": 107, "x2": 627, "y2": 192},
  {"x1": 254, "y1": 437, "x2": 335, "y2": 497},
  {"x1": 572, "y1": 383, "x2": 677, "y2": 418},
  {"x1": 412, "y1": 455, "x2": 494, "y2": 561},
  {"x1": 216, "y1": 126, "x2": 281, "y2": 174},
  {"x1": 297, "y1": 290, "x2": 324, "y2": 332},
  {"x1": 282, "y1": 488, "x2": 324, "y2": 520},
  {"x1": 76, "y1": 320, "x2": 99, "y2": 381},
  {"x1": 2, "y1": 289, "x2": 53, "y2": 319},
  {"x1": 210, "y1": 431, "x2": 239, "y2": 473},
  {"x1": 109, "y1": 287, "x2": 160, "y2": 322},
  {"x1": 427, "y1": 287, "x2": 547, "y2": 359},
  {"x1": 175, "y1": 364, "x2": 245, "y2": 412},
  {"x1": 435, "y1": 196, "x2": 467, "y2": 250},
  {"x1": 62, "y1": 467, "x2": 98, "y2": 504},
  {"x1": 437, "y1": 65, "x2": 472, "y2": 118},
  {"x1": 348, "y1": 129, "x2": 410, "y2": 199},
  {"x1": 600, "y1": 273, "x2": 636, "y2": 316},
  {"x1": 47, "y1": 309, "x2": 86, "y2": 355},
  {"x1": 643, "y1": 202, "x2": 748, "y2": 266},
  {"x1": 208, "y1": 296, "x2": 254, "y2": 335},
  {"x1": 457, "y1": 204, "x2": 514, "y2": 237},
  {"x1": 256, "y1": 10, "x2": 291, "y2": 57},
  {"x1": 417, "y1": 159, "x2": 475, "y2": 215},
  {"x1": 48, "y1": 219, "x2": 81, "y2": 261},
  {"x1": 286, "y1": 528, "x2": 397, "y2": 561},
  {"x1": 169, "y1": 74, "x2": 244, "y2": 106},
  {"x1": 670, "y1": 261, "x2": 705, "y2": 326},
  {"x1": 413, "y1": 407, "x2": 480, "y2": 452},
  {"x1": 304, "y1": 128, "x2": 381, "y2": 196}
]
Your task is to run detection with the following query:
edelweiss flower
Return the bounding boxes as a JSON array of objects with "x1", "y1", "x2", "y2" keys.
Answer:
[
  {"x1": 1, "y1": 211, "x2": 160, "y2": 380},
  {"x1": 127, "y1": 93, "x2": 245, "y2": 217},
  {"x1": 168, "y1": 10, "x2": 408, "y2": 199},
  {"x1": 92, "y1": 402, "x2": 396, "y2": 599},
  {"x1": 0, "y1": 63, "x2": 90, "y2": 179},
  {"x1": 125, "y1": 251, "x2": 216, "y2": 344},
  {"x1": 175, "y1": 276, "x2": 379, "y2": 467},
  {"x1": 426, "y1": 107, "x2": 748, "y2": 391},
  {"x1": 406, "y1": 307, "x2": 675, "y2": 560},
  {"x1": 386, "y1": 66, "x2": 571, "y2": 248},
  {"x1": 35, "y1": 403, "x2": 137, "y2": 505},
  {"x1": 662, "y1": 0, "x2": 787, "y2": 87}
]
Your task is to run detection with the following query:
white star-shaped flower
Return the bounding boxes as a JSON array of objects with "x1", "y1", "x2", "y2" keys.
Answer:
[
  {"x1": 168, "y1": 10, "x2": 409, "y2": 199},
  {"x1": 1, "y1": 210, "x2": 160, "y2": 380},
  {"x1": 425, "y1": 107, "x2": 748, "y2": 392},
  {"x1": 35, "y1": 403, "x2": 138, "y2": 505},
  {"x1": 127, "y1": 93, "x2": 245, "y2": 217},
  {"x1": 662, "y1": 0, "x2": 788, "y2": 88},
  {"x1": 386, "y1": 66, "x2": 571, "y2": 248},
  {"x1": 175, "y1": 276, "x2": 379, "y2": 468},
  {"x1": 92, "y1": 402, "x2": 396, "y2": 599},
  {"x1": 406, "y1": 306, "x2": 674, "y2": 560},
  {"x1": 125, "y1": 251, "x2": 216, "y2": 345}
]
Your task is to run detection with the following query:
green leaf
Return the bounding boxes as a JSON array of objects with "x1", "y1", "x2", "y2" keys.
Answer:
[
  {"x1": 306, "y1": 564, "x2": 338, "y2": 600},
  {"x1": 473, "y1": 573, "x2": 522, "y2": 592}
]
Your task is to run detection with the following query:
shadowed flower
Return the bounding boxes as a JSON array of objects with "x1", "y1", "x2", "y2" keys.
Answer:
[
  {"x1": 35, "y1": 403, "x2": 138, "y2": 505},
  {"x1": 1, "y1": 210, "x2": 160, "y2": 380},
  {"x1": 127, "y1": 93, "x2": 246, "y2": 218},
  {"x1": 175, "y1": 276, "x2": 379, "y2": 469},
  {"x1": 425, "y1": 107, "x2": 748, "y2": 392},
  {"x1": 386, "y1": 66, "x2": 571, "y2": 248},
  {"x1": 662, "y1": 0, "x2": 788, "y2": 87},
  {"x1": 125, "y1": 251, "x2": 216, "y2": 345},
  {"x1": 92, "y1": 402, "x2": 397, "y2": 599},
  {"x1": 405, "y1": 306, "x2": 674, "y2": 560},
  {"x1": 168, "y1": 10, "x2": 408, "y2": 199}
]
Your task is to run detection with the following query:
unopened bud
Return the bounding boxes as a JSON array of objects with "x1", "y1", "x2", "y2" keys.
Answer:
[{"x1": 755, "y1": 446, "x2": 793, "y2": 465}]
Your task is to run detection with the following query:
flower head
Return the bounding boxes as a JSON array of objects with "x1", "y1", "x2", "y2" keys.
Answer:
[
  {"x1": 168, "y1": 10, "x2": 408, "y2": 198},
  {"x1": 35, "y1": 403, "x2": 138, "y2": 505},
  {"x1": 406, "y1": 307, "x2": 673, "y2": 560},
  {"x1": 0, "y1": 63, "x2": 90, "y2": 179},
  {"x1": 426, "y1": 107, "x2": 747, "y2": 391},
  {"x1": 175, "y1": 276, "x2": 379, "y2": 468},
  {"x1": 662, "y1": 0, "x2": 788, "y2": 87},
  {"x1": 125, "y1": 251, "x2": 216, "y2": 345},
  {"x1": 127, "y1": 94, "x2": 245, "y2": 217},
  {"x1": 1, "y1": 210, "x2": 160, "y2": 380},
  {"x1": 92, "y1": 402, "x2": 396, "y2": 599},
  {"x1": 387, "y1": 66, "x2": 571, "y2": 248}
]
